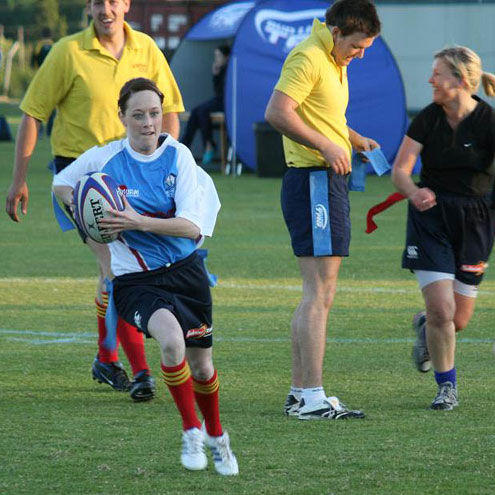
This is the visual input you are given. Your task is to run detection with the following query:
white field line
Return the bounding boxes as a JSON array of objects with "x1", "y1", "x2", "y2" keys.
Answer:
[
  {"x1": 1, "y1": 277, "x2": 495, "y2": 295},
  {"x1": 0, "y1": 328, "x2": 492, "y2": 346}
]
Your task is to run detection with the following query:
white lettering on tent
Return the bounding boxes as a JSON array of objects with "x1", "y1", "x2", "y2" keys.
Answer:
[
  {"x1": 209, "y1": 2, "x2": 255, "y2": 31},
  {"x1": 254, "y1": 9, "x2": 325, "y2": 52}
]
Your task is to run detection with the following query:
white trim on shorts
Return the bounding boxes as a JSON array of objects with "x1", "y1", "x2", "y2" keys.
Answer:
[{"x1": 414, "y1": 270, "x2": 478, "y2": 298}]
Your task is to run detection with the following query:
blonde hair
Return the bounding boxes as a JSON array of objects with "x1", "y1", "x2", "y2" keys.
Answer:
[{"x1": 434, "y1": 46, "x2": 495, "y2": 97}]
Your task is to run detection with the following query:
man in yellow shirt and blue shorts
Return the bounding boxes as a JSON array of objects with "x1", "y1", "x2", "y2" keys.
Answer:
[
  {"x1": 265, "y1": 0, "x2": 381, "y2": 420},
  {"x1": 5, "y1": 0, "x2": 184, "y2": 401}
]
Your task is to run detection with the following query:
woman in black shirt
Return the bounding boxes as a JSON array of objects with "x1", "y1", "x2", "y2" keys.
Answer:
[
  {"x1": 392, "y1": 46, "x2": 495, "y2": 411},
  {"x1": 181, "y1": 45, "x2": 230, "y2": 165}
]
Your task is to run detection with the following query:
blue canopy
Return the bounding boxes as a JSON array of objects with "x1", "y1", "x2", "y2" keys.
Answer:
[{"x1": 180, "y1": 0, "x2": 409, "y2": 173}]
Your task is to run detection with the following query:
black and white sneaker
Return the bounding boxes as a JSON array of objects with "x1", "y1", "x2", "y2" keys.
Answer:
[
  {"x1": 298, "y1": 396, "x2": 365, "y2": 420},
  {"x1": 129, "y1": 370, "x2": 156, "y2": 402},
  {"x1": 283, "y1": 394, "x2": 301, "y2": 416},
  {"x1": 412, "y1": 311, "x2": 431, "y2": 372},
  {"x1": 430, "y1": 382, "x2": 459, "y2": 411},
  {"x1": 91, "y1": 357, "x2": 130, "y2": 391}
]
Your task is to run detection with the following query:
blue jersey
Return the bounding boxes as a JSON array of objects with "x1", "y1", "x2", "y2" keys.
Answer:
[{"x1": 53, "y1": 135, "x2": 221, "y2": 276}]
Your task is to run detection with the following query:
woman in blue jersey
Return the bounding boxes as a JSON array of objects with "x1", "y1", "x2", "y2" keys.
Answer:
[
  {"x1": 392, "y1": 47, "x2": 495, "y2": 411},
  {"x1": 53, "y1": 78, "x2": 238, "y2": 476}
]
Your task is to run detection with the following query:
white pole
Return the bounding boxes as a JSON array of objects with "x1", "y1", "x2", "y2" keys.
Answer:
[{"x1": 2, "y1": 41, "x2": 19, "y2": 97}]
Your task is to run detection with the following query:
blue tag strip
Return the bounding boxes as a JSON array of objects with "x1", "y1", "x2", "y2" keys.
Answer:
[
  {"x1": 309, "y1": 170, "x2": 332, "y2": 256},
  {"x1": 52, "y1": 191, "x2": 75, "y2": 232},
  {"x1": 196, "y1": 248, "x2": 218, "y2": 287},
  {"x1": 49, "y1": 159, "x2": 75, "y2": 232},
  {"x1": 361, "y1": 148, "x2": 391, "y2": 176},
  {"x1": 349, "y1": 153, "x2": 366, "y2": 191},
  {"x1": 103, "y1": 278, "x2": 118, "y2": 351}
]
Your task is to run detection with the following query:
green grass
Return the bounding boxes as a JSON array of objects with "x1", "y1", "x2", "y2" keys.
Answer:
[{"x1": 1, "y1": 105, "x2": 495, "y2": 494}]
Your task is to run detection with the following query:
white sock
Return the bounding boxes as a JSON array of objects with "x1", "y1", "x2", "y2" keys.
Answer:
[
  {"x1": 290, "y1": 387, "x2": 303, "y2": 401},
  {"x1": 302, "y1": 387, "x2": 326, "y2": 405}
]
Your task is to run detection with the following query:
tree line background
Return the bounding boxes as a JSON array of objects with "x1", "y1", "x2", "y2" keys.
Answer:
[
  {"x1": 0, "y1": 0, "x2": 88, "y2": 99},
  {"x1": 0, "y1": 0, "x2": 87, "y2": 41}
]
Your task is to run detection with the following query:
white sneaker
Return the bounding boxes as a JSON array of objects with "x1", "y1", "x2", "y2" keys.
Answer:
[
  {"x1": 298, "y1": 396, "x2": 365, "y2": 420},
  {"x1": 202, "y1": 425, "x2": 239, "y2": 476},
  {"x1": 181, "y1": 427, "x2": 207, "y2": 471}
]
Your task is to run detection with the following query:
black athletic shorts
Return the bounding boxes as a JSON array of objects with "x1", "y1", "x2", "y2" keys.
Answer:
[
  {"x1": 281, "y1": 167, "x2": 351, "y2": 257},
  {"x1": 112, "y1": 252, "x2": 213, "y2": 348},
  {"x1": 402, "y1": 192, "x2": 495, "y2": 285}
]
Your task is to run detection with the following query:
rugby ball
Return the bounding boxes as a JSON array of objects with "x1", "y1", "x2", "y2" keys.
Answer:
[{"x1": 73, "y1": 172, "x2": 124, "y2": 244}]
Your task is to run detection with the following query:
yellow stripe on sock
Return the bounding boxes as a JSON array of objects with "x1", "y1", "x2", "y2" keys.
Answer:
[
  {"x1": 95, "y1": 300, "x2": 107, "y2": 318},
  {"x1": 162, "y1": 362, "x2": 191, "y2": 386},
  {"x1": 193, "y1": 375, "x2": 219, "y2": 395}
]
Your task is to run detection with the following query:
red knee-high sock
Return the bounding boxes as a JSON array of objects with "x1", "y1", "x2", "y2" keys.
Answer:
[
  {"x1": 95, "y1": 295, "x2": 119, "y2": 363},
  {"x1": 117, "y1": 318, "x2": 150, "y2": 376},
  {"x1": 162, "y1": 359, "x2": 201, "y2": 431},
  {"x1": 193, "y1": 369, "x2": 223, "y2": 437}
]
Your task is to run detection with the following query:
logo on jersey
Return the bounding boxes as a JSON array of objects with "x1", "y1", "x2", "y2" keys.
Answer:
[
  {"x1": 460, "y1": 261, "x2": 487, "y2": 276},
  {"x1": 134, "y1": 311, "x2": 142, "y2": 330},
  {"x1": 118, "y1": 185, "x2": 139, "y2": 197},
  {"x1": 131, "y1": 63, "x2": 148, "y2": 73},
  {"x1": 185, "y1": 323, "x2": 212, "y2": 340},
  {"x1": 406, "y1": 245, "x2": 419, "y2": 259},
  {"x1": 314, "y1": 204, "x2": 328, "y2": 230},
  {"x1": 164, "y1": 174, "x2": 177, "y2": 198}
]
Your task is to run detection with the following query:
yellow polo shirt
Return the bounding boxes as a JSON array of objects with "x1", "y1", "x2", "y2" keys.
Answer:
[
  {"x1": 21, "y1": 22, "x2": 184, "y2": 158},
  {"x1": 274, "y1": 19, "x2": 351, "y2": 168}
]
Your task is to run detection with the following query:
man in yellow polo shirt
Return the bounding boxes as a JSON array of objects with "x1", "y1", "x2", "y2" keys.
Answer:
[
  {"x1": 265, "y1": 0, "x2": 381, "y2": 420},
  {"x1": 5, "y1": 0, "x2": 184, "y2": 401}
]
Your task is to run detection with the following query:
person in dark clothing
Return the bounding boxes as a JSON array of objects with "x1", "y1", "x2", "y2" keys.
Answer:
[
  {"x1": 32, "y1": 27, "x2": 54, "y2": 68},
  {"x1": 391, "y1": 46, "x2": 495, "y2": 411},
  {"x1": 181, "y1": 45, "x2": 230, "y2": 165}
]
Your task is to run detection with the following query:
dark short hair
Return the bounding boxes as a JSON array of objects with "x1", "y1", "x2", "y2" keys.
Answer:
[
  {"x1": 325, "y1": 0, "x2": 381, "y2": 37},
  {"x1": 217, "y1": 44, "x2": 231, "y2": 57},
  {"x1": 41, "y1": 27, "x2": 52, "y2": 38},
  {"x1": 118, "y1": 78, "x2": 164, "y2": 113}
]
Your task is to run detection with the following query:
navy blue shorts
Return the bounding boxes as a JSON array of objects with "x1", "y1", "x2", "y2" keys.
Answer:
[
  {"x1": 112, "y1": 252, "x2": 213, "y2": 348},
  {"x1": 281, "y1": 167, "x2": 351, "y2": 257},
  {"x1": 402, "y1": 192, "x2": 495, "y2": 285}
]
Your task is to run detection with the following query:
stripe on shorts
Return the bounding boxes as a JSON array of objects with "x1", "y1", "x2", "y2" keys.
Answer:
[{"x1": 310, "y1": 170, "x2": 332, "y2": 256}]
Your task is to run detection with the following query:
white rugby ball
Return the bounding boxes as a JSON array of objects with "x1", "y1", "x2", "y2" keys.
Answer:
[{"x1": 73, "y1": 172, "x2": 124, "y2": 244}]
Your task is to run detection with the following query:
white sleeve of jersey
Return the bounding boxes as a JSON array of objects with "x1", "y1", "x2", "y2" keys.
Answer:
[
  {"x1": 52, "y1": 140, "x2": 124, "y2": 188},
  {"x1": 174, "y1": 144, "x2": 221, "y2": 237}
]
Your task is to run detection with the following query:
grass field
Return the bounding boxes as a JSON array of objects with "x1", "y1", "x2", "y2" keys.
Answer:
[{"x1": 1, "y1": 106, "x2": 494, "y2": 494}]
